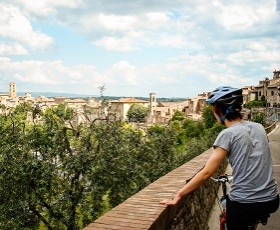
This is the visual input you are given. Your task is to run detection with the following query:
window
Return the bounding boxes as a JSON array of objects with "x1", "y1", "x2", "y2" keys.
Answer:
[{"x1": 271, "y1": 91, "x2": 274, "y2": 96}]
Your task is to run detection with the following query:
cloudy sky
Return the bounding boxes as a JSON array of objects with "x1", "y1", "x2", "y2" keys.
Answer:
[{"x1": 0, "y1": 0, "x2": 280, "y2": 98}]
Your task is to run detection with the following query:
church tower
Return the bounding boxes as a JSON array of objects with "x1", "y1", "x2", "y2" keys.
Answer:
[
  {"x1": 273, "y1": 70, "x2": 280, "y2": 79},
  {"x1": 149, "y1": 93, "x2": 157, "y2": 123},
  {"x1": 9, "y1": 82, "x2": 17, "y2": 98}
]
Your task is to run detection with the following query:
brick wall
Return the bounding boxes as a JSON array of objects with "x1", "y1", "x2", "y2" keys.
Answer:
[
  {"x1": 84, "y1": 148, "x2": 227, "y2": 230},
  {"x1": 84, "y1": 121, "x2": 277, "y2": 230}
]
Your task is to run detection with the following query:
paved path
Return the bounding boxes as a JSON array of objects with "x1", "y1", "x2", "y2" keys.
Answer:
[
  {"x1": 208, "y1": 123, "x2": 280, "y2": 230},
  {"x1": 258, "y1": 124, "x2": 280, "y2": 230}
]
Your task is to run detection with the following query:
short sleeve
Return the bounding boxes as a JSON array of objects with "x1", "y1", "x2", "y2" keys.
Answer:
[{"x1": 213, "y1": 129, "x2": 232, "y2": 152}]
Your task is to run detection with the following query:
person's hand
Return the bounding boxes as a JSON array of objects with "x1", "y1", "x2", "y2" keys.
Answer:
[{"x1": 160, "y1": 196, "x2": 180, "y2": 206}]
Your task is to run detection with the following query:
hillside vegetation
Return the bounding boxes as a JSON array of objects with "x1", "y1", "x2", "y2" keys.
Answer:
[{"x1": 0, "y1": 103, "x2": 223, "y2": 230}]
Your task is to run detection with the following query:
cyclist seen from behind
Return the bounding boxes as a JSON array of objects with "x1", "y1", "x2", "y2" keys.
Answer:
[{"x1": 160, "y1": 86, "x2": 279, "y2": 229}]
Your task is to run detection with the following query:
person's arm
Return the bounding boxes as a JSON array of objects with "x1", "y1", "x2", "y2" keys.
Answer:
[{"x1": 160, "y1": 147, "x2": 228, "y2": 205}]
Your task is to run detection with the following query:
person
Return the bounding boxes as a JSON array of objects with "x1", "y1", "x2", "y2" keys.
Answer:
[{"x1": 160, "y1": 86, "x2": 279, "y2": 229}]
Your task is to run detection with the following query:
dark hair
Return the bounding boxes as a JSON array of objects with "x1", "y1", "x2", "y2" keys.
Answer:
[{"x1": 213, "y1": 103, "x2": 243, "y2": 121}]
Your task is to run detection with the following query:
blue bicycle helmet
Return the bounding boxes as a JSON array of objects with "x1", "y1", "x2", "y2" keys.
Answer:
[
  {"x1": 206, "y1": 86, "x2": 242, "y2": 105},
  {"x1": 206, "y1": 86, "x2": 243, "y2": 125}
]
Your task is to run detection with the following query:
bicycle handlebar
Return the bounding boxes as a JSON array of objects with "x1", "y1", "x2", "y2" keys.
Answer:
[
  {"x1": 210, "y1": 174, "x2": 233, "y2": 184},
  {"x1": 211, "y1": 174, "x2": 233, "y2": 202}
]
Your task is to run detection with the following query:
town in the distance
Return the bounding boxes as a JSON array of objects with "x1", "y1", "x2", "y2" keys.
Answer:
[{"x1": 1, "y1": 70, "x2": 280, "y2": 124}]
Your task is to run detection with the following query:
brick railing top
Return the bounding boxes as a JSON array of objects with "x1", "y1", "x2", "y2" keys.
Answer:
[{"x1": 84, "y1": 148, "x2": 213, "y2": 230}]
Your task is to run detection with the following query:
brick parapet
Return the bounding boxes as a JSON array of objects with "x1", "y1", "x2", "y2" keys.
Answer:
[
  {"x1": 84, "y1": 122, "x2": 277, "y2": 230},
  {"x1": 84, "y1": 148, "x2": 227, "y2": 230}
]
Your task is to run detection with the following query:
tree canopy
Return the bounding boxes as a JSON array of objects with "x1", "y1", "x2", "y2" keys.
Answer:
[
  {"x1": 126, "y1": 104, "x2": 148, "y2": 122},
  {"x1": 0, "y1": 103, "x2": 222, "y2": 229}
]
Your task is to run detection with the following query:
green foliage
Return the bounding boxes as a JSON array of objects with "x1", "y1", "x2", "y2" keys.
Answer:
[
  {"x1": 170, "y1": 110, "x2": 185, "y2": 121},
  {"x1": 251, "y1": 112, "x2": 266, "y2": 127},
  {"x1": 147, "y1": 124, "x2": 166, "y2": 133},
  {"x1": 0, "y1": 103, "x2": 223, "y2": 229},
  {"x1": 0, "y1": 104, "x2": 102, "y2": 230},
  {"x1": 260, "y1": 95, "x2": 266, "y2": 102},
  {"x1": 182, "y1": 119, "x2": 205, "y2": 138},
  {"x1": 244, "y1": 99, "x2": 266, "y2": 109},
  {"x1": 169, "y1": 118, "x2": 204, "y2": 149},
  {"x1": 202, "y1": 105, "x2": 217, "y2": 128},
  {"x1": 145, "y1": 124, "x2": 180, "y2": 181},
  {"x1": 126, "y1": 104, "x2": 148, "y2": 122}
]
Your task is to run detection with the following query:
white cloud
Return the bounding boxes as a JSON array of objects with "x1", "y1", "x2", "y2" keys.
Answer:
[
  {"x1": 108, "y1": 61, "x2": 140, "y2": 85},
  {"x1": 213, "y1": 1, "x2": 277, "y2": 30},
  {"x1": 228, "y1": 50, "x2": 280, "y2": 64},
  {"x1": 10, "y1": 0, "x2": 85, "y2": 16},
  {"x1": 97, "y1": 14, "x2": 138, "y2": 32},
  {"x1": 0, "y1": 0, "x2": 280, "y2": 97},
  {"x1": 14, "y1": 73, "x2": 31, "y2": 82},
  {"x1": 0, "y1": 58, "x2": 73, "y2": 85},
  {"x1": 13, "y1": 0, "x2": 55, "y2": 16},
  {"x1": 0, "y1": 43, "x2": 28, "y2": 56},
  {"x1": 145, "y1": 12, "x2": 169, "y2": 28},
  {"x1": 208, "y1": 72, "x2": 249, "y2": 85},
  {"x1": 226, "y1": 39, "x2": 280, "y2": 65},
  {"x1": 94, "y1": 37, "x2": 137, "y2": 52},
  {"x1": 0, "y1": 58, "x2": 115, "y2": 94},
  {"x1": 141, "y1": 53, "x2": 253, "y2": 90},
  {"x1": 79, "y1": 11, "x2": 174, "y2": 51},
  {"x1": 0, "y1": 4, "x2": 53, "y2": 50}
]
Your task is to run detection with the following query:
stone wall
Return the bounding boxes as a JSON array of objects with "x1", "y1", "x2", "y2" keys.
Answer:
[
  {"x1": 164, "y1": 160, "x2": 227, "y2": 230},
  {"x1": 265, "y1": 121, "x2": 277, "y2": 134}
]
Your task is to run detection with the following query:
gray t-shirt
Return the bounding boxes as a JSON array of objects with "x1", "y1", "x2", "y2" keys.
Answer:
[{"x1": 213, "y1": 121, "x2": 278, "y2": 203}]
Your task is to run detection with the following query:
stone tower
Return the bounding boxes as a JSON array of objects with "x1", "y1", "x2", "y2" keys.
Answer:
[
  {"x1": 149, "y1": 93, "x2": 157, "y2": 123},
  {"x1": 9, "y1": 82, "x2": 16, "y2": 98},
  {"x1": 273, "y1": 70, "x2": 280, "y2": 79}
]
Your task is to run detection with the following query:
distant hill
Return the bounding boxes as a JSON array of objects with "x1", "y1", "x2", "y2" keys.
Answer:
[
  {"x1": 0, "y1": 91, "x2": 187, "y2": 102},
  {"x1": 17, "y1": 92, "x2": 99, "y2": 98}
]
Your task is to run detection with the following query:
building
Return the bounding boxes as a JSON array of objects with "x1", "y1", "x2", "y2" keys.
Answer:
[
  {"x1": 242, "y1": 86, "x2": 255, "y2": 104},
  {"x1": 148, "y1": 93, "x2": 157, "y2": 123},
  {"x1": 110, "y1": 97, "x2": 149, "y2": 121},
  {"x1": 153, "y1": 101, "x2": 190, "y2": 123},
  {"x1": 184, "y1": 92, "x2": 208, "y2": 120},
  {"x1": 253, "y1": 70, "x2": 280, "y2": 107},
  {"x1": 3, "y1": 73, "x2": 279, "y2": 125},
  {"x1": 9, "y1": 82, "x2": 17, "y2": 98},
  {"x1": 0, "y1": 93, "x2": 9, "y2": 105}
]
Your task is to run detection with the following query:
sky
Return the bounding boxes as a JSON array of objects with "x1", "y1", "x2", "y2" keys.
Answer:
[{"x1": 0, "y1": 0, "x2": 280, "y2": 98}]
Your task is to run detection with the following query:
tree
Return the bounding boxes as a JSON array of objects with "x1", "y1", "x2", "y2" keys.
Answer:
[
  {"x1": 170, "y1": 110, "x2": 185, "y2": 121},
  {"x1": 0, "y1": 104, "x2": 109, "y2": 229},
  {"x1": 0, "y1": 104, "x2": 179, "y2": 229},
  {"x1": 182, "y1": 119, "x2": 205, "y2": 138},
  {"x1": 0, "y1": 103, "x2": 223, "y2": 229},
  {"x1": 243, "y1": 97, "x2": 266, "y2": 109},
  {"x1": 202, "y1": 105, "x2": 216, "y2": 128},
  {"x1": 251, "y1": 112, "x2": 266, "y2": 127},
  {"x1": 0, "y1": 104, "x2": 40, "y2": 229},
  {"x1": 126, "y1": 104, "x2": 148, "y2": 122}
]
